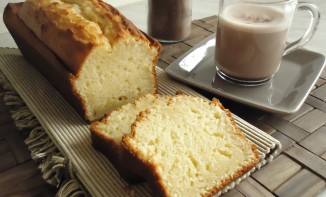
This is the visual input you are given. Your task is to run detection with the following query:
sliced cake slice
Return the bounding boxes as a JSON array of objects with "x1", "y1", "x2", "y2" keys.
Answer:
[
  {"x1": 122, "y1": 95, "x2": 260, "y2": 196},
  {"x1": 90, "y1": 94, "x2": 169, "y2": 182}
]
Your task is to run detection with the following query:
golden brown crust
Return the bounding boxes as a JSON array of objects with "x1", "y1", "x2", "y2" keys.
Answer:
[
  {"x1": 122, "y1": 132, "x2": 168, "y2": 196},
  {"x1": 123, "y1": 95, "x2": 260, "y2": 197},
  {"x1": 90, "y1": 94, "x2": 163, "y2": 183},
  {"x1": 17, "y1": 0, "x2": 161, "y2": 76},
  {"x1": 206, "y1": 98, "x2": 260, "y2": 196},
  {"x1": 17, "y1": 0, "x2": 96, "y2": 75},
  {"x1": 90, "y1": 122, "x2": 120, "y2": 160},
  {"x1": 90, "y1": 122, "x2": 143, "y2": 183},
  {"x1": 122, "y1": 99, "x2": 174, "y2": 196},
  {"x1": 3, "y1": 3, "x2": 88, "y2": 120}
]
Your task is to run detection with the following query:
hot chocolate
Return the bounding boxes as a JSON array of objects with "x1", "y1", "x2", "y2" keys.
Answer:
[
  {"x1": 215, "y1": 4, "x2": 289, "y2": 81},
  {"x1": 148, "y1": 0, "x2": 192, "y2": 42}
]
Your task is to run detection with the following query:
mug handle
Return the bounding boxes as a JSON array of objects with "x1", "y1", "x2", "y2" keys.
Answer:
[{"x1": 284, "y1": 3, "x2": 320, "y2": 55}]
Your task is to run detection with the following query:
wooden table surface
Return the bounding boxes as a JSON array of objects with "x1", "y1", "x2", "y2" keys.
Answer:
[
  {"x1": 1, "y1": 14, "x2": 326, "y2": 197},
  {"x1": 0, "y1": 87, "x2": 56, "y2": 195}
]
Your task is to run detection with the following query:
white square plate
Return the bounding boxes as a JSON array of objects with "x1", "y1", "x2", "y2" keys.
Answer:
[{"x1": 166, "y1": 34, "x2": 326, "y2": 114}]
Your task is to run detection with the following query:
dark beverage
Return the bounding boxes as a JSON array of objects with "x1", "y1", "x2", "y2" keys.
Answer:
[{"x1": 148, "y1": 0, "x2": 192, "y2": 42}]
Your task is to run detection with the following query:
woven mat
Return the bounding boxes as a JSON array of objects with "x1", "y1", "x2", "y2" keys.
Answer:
[{"x1": 0, "y1": 47, "x2": 281, "y2": 196}]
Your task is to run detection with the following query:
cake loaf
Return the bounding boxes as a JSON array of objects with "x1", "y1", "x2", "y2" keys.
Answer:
[
  {"x1": 3, "y1": 0, "x2": 160, "y2": 121},
  {"x1": 122, "y1": 95, "x2": 260, "y2": 197}
]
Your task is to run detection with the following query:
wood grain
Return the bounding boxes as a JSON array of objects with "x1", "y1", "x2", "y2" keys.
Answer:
[
  {"x1": 275, "y1": 169, "x2": 326, "y2": 197},
  {"x1": 262, "y1": 116, "x2": 309, "y2": 142},
  {"x1": 292, "y1": 109, "x2": 326, "y2": 133},
  {"x1": 271, "y1": 131, "x2": 295, "y2": 155},
  {"x1": 300, "y1": 126, "x2": 326, "y2": 156},
  {"x1": 253, "y1": 121, "x2": 276, "y2": 135},
  {"x1": 285, "y1": 144, "x2": 326, "y2": 179},
  {"x1": 252, "y1": 155, "x2": 301, "y2": 191},
  {"x1": 321, "y1": 152, "x2": 326, "y2": 160},
  {"x1": 311, "y1": 84, "x2": 326, "y2": 101},
  {"x1": 276, "y1": 103, "x2": 313, "y2": 122},
  {"x1": 305, "y1": 96, "x2": 326, "y2": 113},
  {"x1": 235, "y1": 177, "x2": 275, "y2": 197},
  {"x1": 221, "y1": 188, "x2": 245, "y2": 197},
  {"x1": 183, "y1": 24, "x2": 213, "y2": 46},
  {"x1": 315, "y1": 78, "x2": 326, "y2": 87}
]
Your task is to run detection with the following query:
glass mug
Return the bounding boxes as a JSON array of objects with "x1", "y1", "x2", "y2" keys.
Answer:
[{"x1": 215, "y1": 0, "x2": 320, "y2": 86}]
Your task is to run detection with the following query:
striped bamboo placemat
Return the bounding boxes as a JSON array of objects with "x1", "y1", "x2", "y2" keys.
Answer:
[{"x1": 0, "y1": 48, "x2": 281, "y2": 196}]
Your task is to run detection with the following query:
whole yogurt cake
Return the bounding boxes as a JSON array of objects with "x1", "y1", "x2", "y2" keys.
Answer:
[{"x1": 4, "y1": 0, "x2": 161, "y2": 121}]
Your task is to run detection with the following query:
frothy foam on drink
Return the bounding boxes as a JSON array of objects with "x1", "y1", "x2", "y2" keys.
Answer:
[{"x1": 220, "y1": 4, "x2": 288, "y2": 33}]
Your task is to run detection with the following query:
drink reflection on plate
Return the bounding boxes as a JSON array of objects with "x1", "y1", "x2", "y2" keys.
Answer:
[{"x1": 212, "y1": 71, "x2": 297, "y2": 107}]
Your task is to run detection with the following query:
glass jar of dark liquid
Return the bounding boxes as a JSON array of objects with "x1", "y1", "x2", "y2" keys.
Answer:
[{"x1": 147, "y1": 0, "x2": 192, "y2": 43}]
